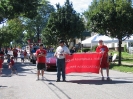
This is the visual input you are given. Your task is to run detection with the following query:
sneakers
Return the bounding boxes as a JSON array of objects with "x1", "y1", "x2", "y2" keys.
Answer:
[
  {"x1": 56, "y1": 80, "x2": 60, "y2": 82},
  {"x1": 101, "y1": 77, "x2": 104, "y2": 81},
  {"x1": 62, "y1": 80, "x2": 66, "y2": 82},
  {"x1": 101, "y1": 77, "x2": 112, "y2": 81},
  {"x1": 36, "y1": 78, "x2": 39, "y2": 81},
  {"x1": 107, "y1": 77, "x2": 112, "y2": 81},
  {"x1": 42, "y1": 77, "x2": 44, "y2": 80}
]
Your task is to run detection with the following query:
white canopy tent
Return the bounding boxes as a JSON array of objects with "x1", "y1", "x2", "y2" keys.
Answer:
[{"x1": 81, "y1": 34, "x2": 118, "y2": 48}]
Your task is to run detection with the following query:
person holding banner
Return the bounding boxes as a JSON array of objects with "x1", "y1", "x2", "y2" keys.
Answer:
[
  {"x1": 96, "y1": 40, "x2": 112, "y2": 81},
  {"x1": 54, "y1": 40, "x2": 70, "y2": 82}
]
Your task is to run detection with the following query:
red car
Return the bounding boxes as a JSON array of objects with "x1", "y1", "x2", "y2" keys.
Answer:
[{"x1": 46, "y1": 52, "x2": 57, "y2": 70}]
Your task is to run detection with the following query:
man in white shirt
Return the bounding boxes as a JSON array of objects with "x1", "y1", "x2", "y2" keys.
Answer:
[{"x1": 54, "y1": 40, "x2": 70, "y2": 82}]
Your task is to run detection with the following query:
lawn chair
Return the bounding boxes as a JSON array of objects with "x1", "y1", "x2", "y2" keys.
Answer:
[{"x1": 112, "y1": 53, "x2": 117, "y2": 63}]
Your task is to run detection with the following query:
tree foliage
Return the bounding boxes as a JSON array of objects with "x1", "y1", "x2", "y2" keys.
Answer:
[
  {"x1": 43, "y1": 0, "x2": 85, "y2": 46},
  {"x1": 0, "y1": 18, "x2": 24, "y2": 47},
  {"x1": 84, "y1": 0, "x2": 133, "y2": 65},
  {"x1": 0, "y1": 0, "x2": 40, "y2": 23},
  {"x1": 23, "y1": 0, "x2": 55, "y2": 44}
]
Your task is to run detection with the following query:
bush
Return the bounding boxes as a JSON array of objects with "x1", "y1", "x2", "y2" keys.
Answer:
[
  {"x1": 82, "y1": 48, "x2": 90, "y2": 52},
  {"x1": 124, "y1": 44, "x2": 127, "y2": 52},
  {"x1": 92, "y1": 45, "x2": 98, "y2": 51}
]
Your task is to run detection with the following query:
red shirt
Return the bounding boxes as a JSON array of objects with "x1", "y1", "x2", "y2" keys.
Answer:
[
  {"x1": 24, "y1": 51, "x2": 27, "y2": 56},
  {"x1": 10, "y1": 59, "x2": 14, "y2": 66},
  {"x1": 96, "y1": 45, "x2": 109, "y2": 57},
  {"x1": 0, "y1": 59, "x2": 3, "y2": 68},
  {"x1": 36, "y1": 49, "x2": 46, "y2": 63},
  {"x1": 13, "y1": 49, "x2": 18, "y2": 56}
]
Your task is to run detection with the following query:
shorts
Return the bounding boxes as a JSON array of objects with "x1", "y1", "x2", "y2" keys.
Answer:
[
  {"x1": 21, "y1": 58, "x2": 24, "y2": 60},
  {"x1": 100, "y1": 57, "x2": 109, "y2": 68},
  {"x1": 37, "y1": 63, "x2": 46, "y2": 70}
]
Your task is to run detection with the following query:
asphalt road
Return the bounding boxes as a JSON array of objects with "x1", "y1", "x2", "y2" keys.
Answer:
[{"x1": 0, "y1": 55, "x2": 133, "y2": 99}]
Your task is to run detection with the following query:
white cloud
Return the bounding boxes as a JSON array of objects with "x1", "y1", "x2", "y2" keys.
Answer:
[{"x1": 48, "y1": 0, "x2": 92, "y2": 13}]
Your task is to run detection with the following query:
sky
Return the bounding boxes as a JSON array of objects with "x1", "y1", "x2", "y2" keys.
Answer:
[{"x1": 48, "y1": 0, "x2": 93, "y2": 13}]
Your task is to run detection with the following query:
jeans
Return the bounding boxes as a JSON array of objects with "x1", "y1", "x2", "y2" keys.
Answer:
[{"x1": 56, "y1": 58, "x2": 65, "y2": 80}]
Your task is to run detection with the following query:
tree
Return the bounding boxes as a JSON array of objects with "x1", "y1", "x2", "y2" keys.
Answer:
[
  {"x1": 43, "y1": 0, "x2": 85, "y2": 47},
  {"x1": 0, "y1": 18, "x2": 25, "y2": 47},
  {"x1": 84, "y1": 0, "x2": 133, "y2": 65},
  {"x1": 0, "y1": 0, "x2": 40, "y2": 23},
  {"x1": 23, "y1": 0, "x2": 55, "y2": 44}
]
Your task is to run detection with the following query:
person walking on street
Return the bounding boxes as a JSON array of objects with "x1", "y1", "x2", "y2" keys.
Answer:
[
  {"x1": 20, "y1": 51, "x2": 24, "y2": 63},
  {"x1": 96, "y1": 40, "x2": 112, "y2": 81},
  {"x1": 8, "y1": 57, "x2": 18, "y2": 76},
  {"x1": 13, "y1": 48, "x2": 18, "y2": 62},
  {"x1": 24, "y1": 50, "x2": 27, "y2": 60},
  {"x1": 36, "y1": 44, "x2": 46, "y2": 80},
  {"x1": 0, "y1": 56, "x2": 3, "y2": 76},
  {"x1": 54, "y1": 40, "x2": 70, "y2": 82}
]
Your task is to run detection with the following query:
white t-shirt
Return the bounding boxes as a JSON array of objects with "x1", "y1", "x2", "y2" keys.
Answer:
[
  {"x1": 55, "y1": 45, "x2": 70, "y2": 59},
  {"x1": 20, "y1": 53, "x2": 24, "y2": 58}
]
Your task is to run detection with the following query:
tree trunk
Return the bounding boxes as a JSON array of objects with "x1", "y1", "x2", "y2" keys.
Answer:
[{"x1": 118, "y1": 39, "x2": 122, "y2": 65}]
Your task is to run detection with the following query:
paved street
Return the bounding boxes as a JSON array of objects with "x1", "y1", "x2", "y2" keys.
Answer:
[{"x1": 0, "y1": 56, "x2": 133, "y2": 99}]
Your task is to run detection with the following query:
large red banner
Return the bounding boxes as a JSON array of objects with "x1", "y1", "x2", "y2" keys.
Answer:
[{"x1": 65, "y1": 53, "x2": 103, "y2": 74}]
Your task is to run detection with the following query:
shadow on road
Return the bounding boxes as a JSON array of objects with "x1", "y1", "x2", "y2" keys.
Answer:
[{"x1": 67, "y1": 79, "x2": 133, "y2": 85}]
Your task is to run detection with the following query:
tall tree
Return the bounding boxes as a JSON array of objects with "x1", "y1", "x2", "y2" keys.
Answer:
[
  {"x1": 0, "y1": 18, "x2": 24, "y2": 47},
  {"x1": 23, "y1": 0, "x2": 55, "y2": 44},
  {"x1": 0, "y1": 0, "x2": 40, "y2": 23},
  {"x1": 84, "y1": 0, "x2": 133, "y2": 65},
  {"x1": 43, "y1": 0, "x2": 85, "y2": 47}
]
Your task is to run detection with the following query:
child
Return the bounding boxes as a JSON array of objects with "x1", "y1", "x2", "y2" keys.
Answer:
[
  {"x1": 0, "y1": 56, "x2": 3, "y2": 76},
  {"x1": 20, "y1": 51, "x2": 24, "y2": 63},
  {"x1": 7, "y1": 54, "x2": 11, "y2": 64},
  {"x1": 9, "y1": 57, "x2": 17, "y2": 75}
]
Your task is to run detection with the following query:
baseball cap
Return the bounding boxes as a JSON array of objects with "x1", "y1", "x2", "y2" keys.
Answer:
[
  {"x1": 39, "y1": 43, "x2": 43, "y2": 46},
  {"x1": 59, "y1": 40, "x2": 65, "y2": 44}
]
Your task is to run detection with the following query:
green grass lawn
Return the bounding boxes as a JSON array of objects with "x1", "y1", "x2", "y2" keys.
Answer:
[
  {"x1": 110, "y1": 63, "x2": 133, "y2": 73},
  {"x1": 109, "y1": 51, "x2": 133, "y2": 73}
]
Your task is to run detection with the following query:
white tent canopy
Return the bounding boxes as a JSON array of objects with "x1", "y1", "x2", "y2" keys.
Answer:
[
  {"x1": 81, "y1": 34, "x2": 118, "y2": 44},
  {"x1": 125, "y1": 35, "x2": 133, "y2": 42}
]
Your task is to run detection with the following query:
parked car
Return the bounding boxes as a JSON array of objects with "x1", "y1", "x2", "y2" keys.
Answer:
[{"x1": 46, "y1": 52, "x2": 56, "y2": 70}]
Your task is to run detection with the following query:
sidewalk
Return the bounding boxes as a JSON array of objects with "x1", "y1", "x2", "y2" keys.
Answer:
[{"x1": 0, "y1": 58, "x2": 133, "y2": 99}]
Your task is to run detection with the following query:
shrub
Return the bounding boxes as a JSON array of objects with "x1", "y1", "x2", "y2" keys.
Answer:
[
  {"x1": 92, "y1": 45, "x2": 98, "y2": 51},
  {"x1": 82, "y1": 48, "x2": 90, "y2": 52},
  {"x1": 124, "y1": 44, "x2": 127, "y2": 52}
]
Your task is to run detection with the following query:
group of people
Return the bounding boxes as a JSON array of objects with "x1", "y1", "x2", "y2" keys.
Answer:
[
  {"x1": 35, "y1": 41, "x2": 70, "y2": 81},
  {"x1": 0, "y1": 53, "x2": 17, "y2": 76},
  {"x1": 0, "y1": 48, "x2": 28, "y2": 76},
  {"x1": 35, "y1": 39, "x2": 112, "y2": 82},
  {"x1": 1, "y1": 39, "x2": 113, "y2": 81}
]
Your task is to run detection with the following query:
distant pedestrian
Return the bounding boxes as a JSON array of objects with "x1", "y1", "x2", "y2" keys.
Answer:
[
  {"x1": 8, "y1": 57, "x2": 17, "y2": 75},
  {"x1": 0, "y1": 56, "x2": 3, "y2": 76},
  {"x1": 20, "y1": 51, "x2": 24, "y2": 63},
  {"x1": 0, "y1": 51, "x2": 4, "y2": 62},
  {"x1": 36, "y1": 44, "x2": 47, "y2": 80},
  {"x1": 96, "y1": 40, "x2": 112, "y2": 81},
  {"x1": 13, "y1": 48, "x2": 18, "y2": 62},
  {"x1": 7, "y1": 54, "x2": 11, "y2": 65},
  {"x1": 70, "y1": 47, "x2": 76, "y2": 54},
  {"x1": 24, "y1": 50, "x2": 27, "y2": 60},
  {"x1": 54, "y1": 40, "x2": 70, "y2": 82}
]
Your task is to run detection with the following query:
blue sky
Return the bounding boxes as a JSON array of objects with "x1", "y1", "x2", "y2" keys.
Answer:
[{"x1": 48, "y1": 0, "x2": 93, "y2": 13}]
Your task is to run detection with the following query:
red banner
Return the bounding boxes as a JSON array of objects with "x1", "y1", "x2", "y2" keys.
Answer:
[{"x1": 65, "y1": 53, "x2": 103, "y2": 74}]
